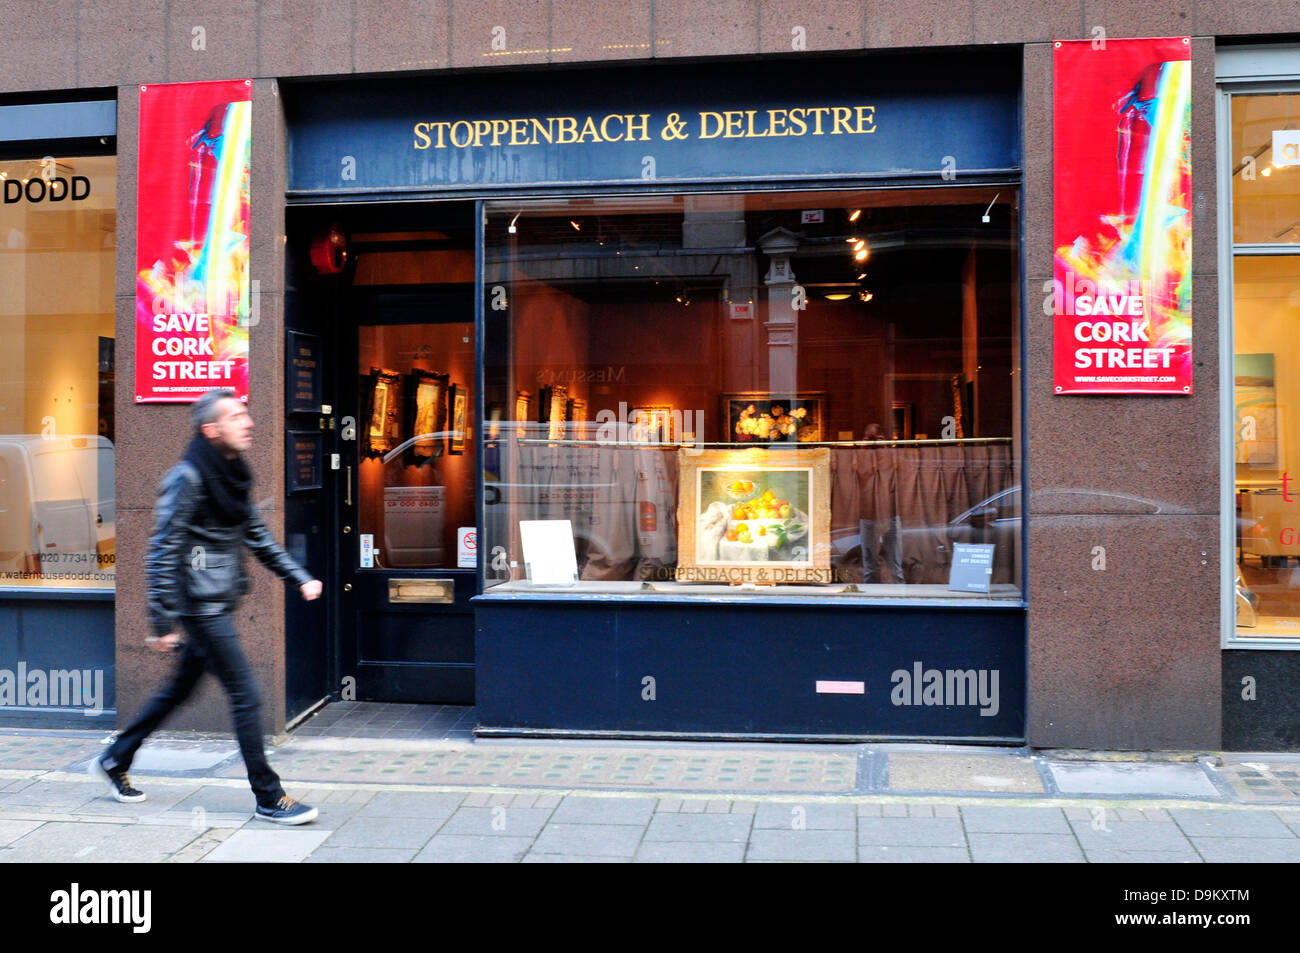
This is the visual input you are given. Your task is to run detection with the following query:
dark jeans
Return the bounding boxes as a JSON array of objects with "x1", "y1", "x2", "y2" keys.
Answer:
[{"x1": 105, "y1": 612, "x2": 285, "y2": 809}]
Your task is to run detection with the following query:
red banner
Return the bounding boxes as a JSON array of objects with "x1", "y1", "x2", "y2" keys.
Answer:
[
  {"x1": 135, "y1": 80, "x2": 252, "y2": 403},
  {"x1": 1053, "y1": 38, "x2": 1192, "y2": 395}
]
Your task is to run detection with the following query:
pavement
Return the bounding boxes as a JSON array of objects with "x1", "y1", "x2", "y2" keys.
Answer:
[{"x1": 0, "y1": 701, "x2": 1298, "y2": 863}]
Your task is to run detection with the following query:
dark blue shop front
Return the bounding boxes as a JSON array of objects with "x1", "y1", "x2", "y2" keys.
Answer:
[{"x1": 284, "y1": 49, "x2": 1028, "y2": 742}]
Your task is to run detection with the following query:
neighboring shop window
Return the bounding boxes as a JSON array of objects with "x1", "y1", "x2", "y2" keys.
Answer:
[
  {"x1": 0, "y1": 155, "x2": 116, "y2": 590},
  {"x1": 1231, "y1": 92, "x2": 1300, "y2": 639},
  {"x1": 483, "y1": 189, "x2": 1021, "y2": 599}
]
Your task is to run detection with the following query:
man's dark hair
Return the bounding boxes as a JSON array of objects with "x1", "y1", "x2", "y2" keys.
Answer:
[{"x1": 191, "y1": 388, "x2": 239, "y2": 434}]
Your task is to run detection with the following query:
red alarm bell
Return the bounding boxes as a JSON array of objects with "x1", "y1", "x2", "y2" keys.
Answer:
[{"x1": 309, "y1": 224, "x2": 348, "y2": 274}]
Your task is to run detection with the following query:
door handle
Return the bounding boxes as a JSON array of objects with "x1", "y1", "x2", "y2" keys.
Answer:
[{"x1": 345, "y1": 465, "x2": 353, "y2": 506}]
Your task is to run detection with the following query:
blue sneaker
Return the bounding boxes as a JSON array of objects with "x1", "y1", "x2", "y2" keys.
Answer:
[
  {"x1": 254, "y1": 796, "x2": 318, "y2": 825},
  {"x1": 90, "y1": 755, "x2": 146, "y2": 803}
]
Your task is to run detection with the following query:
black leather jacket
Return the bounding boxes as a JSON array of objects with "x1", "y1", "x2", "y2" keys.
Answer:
[{"x1": 146, "y1": 460, "x2": 313, "y2": 637}]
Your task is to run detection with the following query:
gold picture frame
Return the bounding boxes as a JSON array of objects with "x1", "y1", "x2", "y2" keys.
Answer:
[
  {"x1": 449, "y1": 384, "x2": 468, "y2": 454},
  {"x1": 515, "y1": 390, "x2": 531, "y2": 437},
  {"x1": 675, "y1": 446, "x2": 832, "y2": 584},
  {"x1": 364, "y1": 367, "x2": 402, "y2": 456},
  {"x1": 409, "y1": 368, "x2": 448, "y2": 462}
]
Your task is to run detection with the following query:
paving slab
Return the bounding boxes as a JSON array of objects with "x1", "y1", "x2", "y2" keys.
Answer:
[
  {"x1": 121, "y1": 744, "x2": 239, "y2": 773},
  {"x1": 634, "y1": 841, "x2": 747, "y2": 863},
  {"x1": 171, "y1": 785, "x2": 262, "y2": 815},
  {"x1": 1190, "y1": 837, "x2": 1300, "y2": 862},
  {"x1": 858, "y1": 845, "x2": 970, "y2": 863},
  {"x1": 68, "y1": 824, "x2": 205, "y2": 862},
  {"x1": 1047, "y1": 762, "x2": 1219, "y2": 797},
  {"x1": 522, "y1": 853, "x2": 630, "y2": 862},
  {"x1": 643, "y1": 813, "x2": 753, "y2": 843},
  {"x1": 202, "y1": 829, "x2": 330, "y2": 863},
  {"x1": 961, "y1": 806, "x2": 1070, "y2": 834},
  {"x1": 0, "y1": 819, "x2": 43, "y2": 846},
  {"x1": 966, "y1": 833, "x2": 1085, "y2": 863},
  {"x1": 412, "y1": 835, "x2": 532, "y2": 863},
  {"x1": 1168, "y1": 809, "x2": 1295, "y2": 839},
  {"x1": 304, "y1": 847, "x2": 419, "y2": 863},
  {"x1": 857, "y1": 817, "x2": 965, "y2": 847},
  {"x1": 0, "y1": 821, "x2": 123, "y2": 862},
  {"x1": 887, "y1": 754, "x2": 1044, "y2": 793},
  {"x1": 548, "y1": 797, "x2": 655, "y2": 826},
  {"x1": 1069, "y1": 820, "x2": 1195, "y2": 852},
  {"x1": 529, "y1": 823, "x2": 645, "y2": 857},
  {"x1": 323, "y1": 815, "x2": 445, "y2": 849},
  {"x1": 753, "y1": 802, "x2": 856, "y2": 830},
  {"x1": 746, "y1": 829, "x2": 856, "y2": 862},
  {"x1": 438, "y1": 806, "x2": 554, "y2": 838},
  {"x1": 1084, "y1": 849, "x2": 1203, "y2": 863},
  {"x1": 352, "y1": 791, "x2": 465, "y2": 819}
]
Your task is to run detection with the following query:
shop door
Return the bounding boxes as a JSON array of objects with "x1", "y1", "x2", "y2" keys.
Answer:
[{"x1": 338, "y1": 291, "x2": 478, "y2": 703}]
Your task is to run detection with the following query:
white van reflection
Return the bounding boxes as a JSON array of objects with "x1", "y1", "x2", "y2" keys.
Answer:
[
  {"x1": 378, "y1": 432, "x2": 454, "y2": 568},
  {"x1": 0, "y1": 435, "x2": 115, "y2": 576},
  {"x1": 482, "y1": 421, "x2": 675, "y2": 578}
]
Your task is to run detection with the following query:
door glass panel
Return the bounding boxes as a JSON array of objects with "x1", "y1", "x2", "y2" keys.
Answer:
[{"x1": 357, "y1": 322, "x2": 475, "y2": 570}]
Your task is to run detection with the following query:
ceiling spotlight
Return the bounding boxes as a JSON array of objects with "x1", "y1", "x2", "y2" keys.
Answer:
[
  {"x1": 848, "y1": 209, "x2": 861, "y2": 222},
  {"x1": 859, "y1": 290, "x2": 873, "y2": 302},
  {"x1": 853, "y1": 240, "x2": 865, "y2": 252},
  {"x1": 845, "y1": 237, "x2": 860, "y2": 244},
  {"x1": 1262, "y1": 167, "x2": 1273, "y2": 177},
  {"x1": 857, "y1": 272, "x2": 867, "y2": 280},
  {"x1": 854, "y1": 249, "x2": 868, "y2": 262},
  {"x1": 570, "y1": 220, "x2": 581, "y2": 230},
  {"x1": 824, "y1": 293, "x2": 852, "y2": 301},
  {"x1": 507, "y1": 211, "x2": 521, "y2": 234}
]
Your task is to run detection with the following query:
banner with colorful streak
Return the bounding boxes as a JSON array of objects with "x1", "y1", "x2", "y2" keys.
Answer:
[
  {"x1": 135, "y1": 79, "x2": 252, "y2": 403},
  {"x1": 1053, "y1": 37, "x2": 1192, "y2": 395}
]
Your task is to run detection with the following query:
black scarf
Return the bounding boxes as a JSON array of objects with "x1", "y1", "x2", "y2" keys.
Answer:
[{"x1": 183, "y1": 433, "x2": 252, "y2": 526}]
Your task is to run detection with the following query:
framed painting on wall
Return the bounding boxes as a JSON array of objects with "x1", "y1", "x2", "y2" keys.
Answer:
[
  {"x1": 408, "y1": 368, "x2": 448, "y2": 462},
  {"x1": 722, "y1": 393, "x2": 826, "y2": 443},
  {"x1": 540, "y1": 384, "x2": 568, "y2": 440},
  {"x1": 364, "y1": 367, "x2": 402, "y2": 457},
  {"x1": 449, "y1": 384, "x2": 468, "y2": 454},
  {"x1": 675, "y1": 446, "x2": 831, "y2": 584},
  {"x1": 515, "y1": 390, "x2": 532, "y2": 437}
]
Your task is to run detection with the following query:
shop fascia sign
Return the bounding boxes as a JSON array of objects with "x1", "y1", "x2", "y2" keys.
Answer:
[{"x1": 412, "y1": 105, "x2": 877, "y2": 151}]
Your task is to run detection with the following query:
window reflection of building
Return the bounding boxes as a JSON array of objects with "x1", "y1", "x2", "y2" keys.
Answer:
[
  {"x1": 484, "y1": 188, "x2": 1021, "y2": 595},
  {"x1": 0, "y1": 155, "x2": 116, "y2": 590},
  {"x1": 1231, "y1": 92, "x2": 1300, "y2": 639}
]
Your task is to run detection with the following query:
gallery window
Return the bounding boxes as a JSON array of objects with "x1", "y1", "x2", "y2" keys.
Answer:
[
  {"x1": 482, "y1": 188, "x2": 1021, "y2": 599},
  {"x1": 1227, "y1": 89, "x2": 1300, "y2": 642},
  {"x1": 0, "y1": 154, "x2": 116, "y2": 591}
]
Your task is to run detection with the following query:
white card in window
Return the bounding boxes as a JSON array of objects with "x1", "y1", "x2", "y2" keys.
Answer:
[
  {"x1": 359, "y1": 533, "x2": 374, "y2": 568},
  {"x1": 519, "y1": 520, "x2": 579, "y2": 587}
]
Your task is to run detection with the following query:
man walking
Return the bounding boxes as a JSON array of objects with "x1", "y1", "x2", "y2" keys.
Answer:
[{"x1": 93, "y1": 388, "x2": 322, "y2": 824}]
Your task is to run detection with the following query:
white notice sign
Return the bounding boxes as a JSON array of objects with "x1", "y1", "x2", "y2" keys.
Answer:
[
  {"x1": 519, "y1": 520, "x2": 579, "y2": 587},
  {"x1": 359, "y1": 533, "x2": 375, "y2": 568},
  {"x1": 458, "y1": 527, "x2": 477, "y2": 568}
]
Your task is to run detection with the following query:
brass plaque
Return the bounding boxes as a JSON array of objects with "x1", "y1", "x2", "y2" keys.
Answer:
[{"x1": 388, "y1": 578, "x2": 454, "y2": 604}]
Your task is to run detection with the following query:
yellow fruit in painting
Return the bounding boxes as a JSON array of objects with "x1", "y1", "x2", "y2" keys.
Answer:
[
  {"x1": 735, "y1": 522, "x2": 748, "y2": 534},
  {"x1": 778, "y1": 503, "x2": 792, "y2": 518},
  {"x1": 757, "y1": 526, "x2": 767, "y2": 536},
  {"x1": 725, "y1": 529, "x2": 738, "y2": 542},
  {"x1": 762, "y1": 490, "x2": 775, "y2": 501},
  {"x1": 733, "y1": 505, "x2": 747, "y2": 518}
]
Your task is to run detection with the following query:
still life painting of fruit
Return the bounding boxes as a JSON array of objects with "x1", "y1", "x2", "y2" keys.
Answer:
[{"x1": 697, "y1": 469, "x2": 811, "y2": 565}]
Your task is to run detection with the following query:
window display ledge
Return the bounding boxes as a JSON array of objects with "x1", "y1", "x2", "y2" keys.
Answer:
[
  {"x1": 475, "y1": 581, "x2": 1024, "y2": 610},
  {"x1": 0, "y1": 587, "x2": 114, "y2": 601}
]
